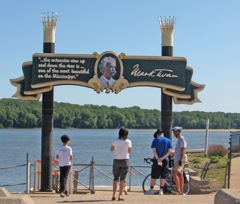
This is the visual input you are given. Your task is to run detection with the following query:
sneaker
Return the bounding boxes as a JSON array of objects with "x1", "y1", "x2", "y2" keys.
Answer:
[
  {"x1": 64, "y1": 190, "x2": 69, "y2": 197},
  {"x1": 159, "y1": 189, "x2": 164, "y2": 195},
  {"x1": 60, "y1": 192, "x2": 65, "y2": 197},
  {"x1": 145, "y1": 189, "x2": 154, "y2": 195}
]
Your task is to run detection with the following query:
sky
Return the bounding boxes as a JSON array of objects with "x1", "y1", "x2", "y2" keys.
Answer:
[{"x1": 0, "y1": 0, "x2": 240, "y2": 113}]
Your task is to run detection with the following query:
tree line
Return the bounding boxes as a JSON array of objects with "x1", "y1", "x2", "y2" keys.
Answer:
[{"x1": 0, "y1": 98, "x2": 239, "y2": 129}]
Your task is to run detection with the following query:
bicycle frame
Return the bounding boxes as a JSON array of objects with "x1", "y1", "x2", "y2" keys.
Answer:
[{"x1": 142, "y1": 158, "x2": 190, "y2": 195}]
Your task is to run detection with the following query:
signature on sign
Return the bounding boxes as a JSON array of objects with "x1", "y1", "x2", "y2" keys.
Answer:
[{"x1": 131, "y1": 64, "x2": 178, "y2": 78}]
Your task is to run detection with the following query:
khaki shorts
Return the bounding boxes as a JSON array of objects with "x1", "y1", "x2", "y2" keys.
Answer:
[
  {"x1": 173, "y1": 161, "x2": 185, "y2": 173},
  {"x1": 113, "y1": 159, "x2": 130, "y2": 181}
]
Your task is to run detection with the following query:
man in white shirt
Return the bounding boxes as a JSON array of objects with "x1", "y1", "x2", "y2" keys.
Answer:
[
  {"x1": 98, "y1": 56, "x2": 117, "y2": 87},
  {"x1": 172, "y1": 126, "x2": 187, "y2": 195}
]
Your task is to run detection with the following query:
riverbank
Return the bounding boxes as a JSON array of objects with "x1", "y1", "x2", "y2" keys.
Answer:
[
  {"x1": 0, "y1": 128, "x2": 238, "y2": 132},
  {"x1": 1, "y1": 98, "x2": 240, "y2": 129},
  {"x1": 188, "y1": 153, "x2": 228, "y2": 191},
  {"x1": 184, "y1": 129, "x2": 238, "y2": 132}
]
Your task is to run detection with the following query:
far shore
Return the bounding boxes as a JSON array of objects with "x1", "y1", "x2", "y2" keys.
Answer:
[
  {"x1": 183, "y1": 129, "x2": 239, "y2": 132},
  {"x1": 0, "y1": 128, "x2": 239, "y2": 132}
]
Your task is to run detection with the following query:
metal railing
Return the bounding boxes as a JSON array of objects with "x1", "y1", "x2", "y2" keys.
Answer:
[
  {"x1": 225, "y1": 131, "x2": 240, "y2": 188},
  {"x1": 71, "y1": 150, "x2": 204, "y2": 193},
  {"x1": 200, "y1": 160, "x2": 211, "y2": 180},
  {"x1": 0, "y1": 155, "x2": 150, "y2": 194},
  {"x1": 73, "y1": 157, "x2": 150, "y2": 194},
  {"x1": 0, "y1": 153, "x2": 31, "y2": 193}
]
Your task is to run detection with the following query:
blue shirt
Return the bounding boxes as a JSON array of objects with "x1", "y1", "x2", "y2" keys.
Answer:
[{"x1": 151, "y1": 136, "x2": 172, "y2": 161}]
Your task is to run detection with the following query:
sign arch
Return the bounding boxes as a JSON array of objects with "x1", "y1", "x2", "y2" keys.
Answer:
[{"x1": 10, "y1": 51, "x2": 204, "y2": 104}]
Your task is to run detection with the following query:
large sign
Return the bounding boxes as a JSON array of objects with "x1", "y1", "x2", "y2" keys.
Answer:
[{"x1": 10, "y1": 51, "x2": 204, "y2": 104}]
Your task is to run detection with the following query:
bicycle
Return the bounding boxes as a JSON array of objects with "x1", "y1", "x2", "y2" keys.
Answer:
[{"x1": 142, "y1": 158, "x2": 190, "y2": 195}]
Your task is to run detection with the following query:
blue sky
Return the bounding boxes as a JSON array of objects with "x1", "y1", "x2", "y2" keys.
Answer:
[{"x1": 0, "y1": 0, "x2": 240, "y2": 113}]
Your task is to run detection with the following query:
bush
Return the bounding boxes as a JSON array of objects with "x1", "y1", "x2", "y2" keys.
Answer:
[
  {"x1": 209, "y1": 155, "x2": 220, "y2": 163},
  {"x1": 207, "y1": 145, "x2": 227, "y2": 157},
  {"x1": 191, "y1": 158, "x2": 201, "y2": 163}
]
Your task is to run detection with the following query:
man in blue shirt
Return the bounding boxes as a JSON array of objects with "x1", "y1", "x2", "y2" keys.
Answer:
[{"x1": 146, "y1": 129, "x2": 173, "y2": 195}]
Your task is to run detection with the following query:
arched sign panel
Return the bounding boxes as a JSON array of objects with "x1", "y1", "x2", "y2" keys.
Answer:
[{"x1": 10, "y1": 51, "x2": 204, "y2": 104}]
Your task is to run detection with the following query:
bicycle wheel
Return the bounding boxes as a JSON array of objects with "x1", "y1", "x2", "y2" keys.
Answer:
[
  {"x1": 142, "y1": 174, "x2": 152, "y2": 192},
  {"x1": 183, "y1": 182, "x2": 190, "y2": 195},
  {"x1": 142, "y1": 173, "x2": 160, "y2": 193},
  {"x1": 183, "y1": 170, "x2": 190, "y2": 195},
  {"x1": 165, "y1": 171, "x2": 176, "y2": 194}
]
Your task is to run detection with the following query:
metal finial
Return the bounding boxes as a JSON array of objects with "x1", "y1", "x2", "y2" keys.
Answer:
[
  {"x1": 42, "y1": 12, "x2": 58, "y2": 30},
  {"x1": 158, "y1": 15, "x2": 175, "y2": 29},
  {"x1": 41, "y1": 12, "x2": 58, "y2": 43},
  {"x1": 158, "y1": 15, "x2": 176, "y2": 46}
]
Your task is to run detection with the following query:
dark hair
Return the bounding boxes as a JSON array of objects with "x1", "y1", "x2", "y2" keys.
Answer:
[
  {"x1": 61, "y1": 134, "x2": 70, "y2": 144},
  {"x1": 153, "y1": 129, "x2": 165, "y2": 138},
  {"x1": 156, "y1": 129, "x2": 165, "y2": 135},
  {"x1": 153, "y1": 132, "x2": 158, "y2": 138},
  {"x1": 118, "y1": 127, "x2": 129, "y2": 140}
]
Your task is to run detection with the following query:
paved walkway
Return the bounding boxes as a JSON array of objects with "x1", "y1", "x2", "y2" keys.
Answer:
[
  {"x1": 31, "y1": 191, "x2": 215, "y2": 204},
  {"x1": 230, "y1": 156, "x2": 240, "y2": 189}
]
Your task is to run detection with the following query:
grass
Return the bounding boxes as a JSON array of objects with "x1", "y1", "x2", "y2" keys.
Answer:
[{"x1": 187, "y1": 153, "x2": 228, "y2": 191}]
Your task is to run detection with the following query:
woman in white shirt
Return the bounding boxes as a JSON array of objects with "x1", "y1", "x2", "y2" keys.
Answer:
[{"x1": 110, "y1": 127, "x2": 132, "y2": 201}]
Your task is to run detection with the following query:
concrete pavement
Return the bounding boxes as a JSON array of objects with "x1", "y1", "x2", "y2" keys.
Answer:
[
  {"x1": 230, "y1": 157, "x2": 240, "y2": 189},
  {"x1": 31, "y1": 191, "x2": 215, "y2": 204}
]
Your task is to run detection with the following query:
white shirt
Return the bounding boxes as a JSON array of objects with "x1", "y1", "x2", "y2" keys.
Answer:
[
  {"x1": 56, "y1": 145, "x2": 72, "y2": 167},
  {"x1": 99, "y1": 75, "x2": 116, "y2": 87},
  {"x1": 112, "y1": 139, "x2": 132, "y2": 160},
  {"x1": 174, "y1": 135, "x2": 187, "y2": 162}
]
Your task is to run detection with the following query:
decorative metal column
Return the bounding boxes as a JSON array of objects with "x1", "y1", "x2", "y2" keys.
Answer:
[
  {"x1": 40, "y1": 13, "x2": 58, "y2": 192},
  {"x1": 159, "y1": 16, "x2": 175, "y2": 140}
]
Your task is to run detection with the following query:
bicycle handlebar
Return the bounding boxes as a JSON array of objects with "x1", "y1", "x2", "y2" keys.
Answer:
[
  {"x1": 144, "y1": 157, "x2": 175, "y2": 164},
  {"x1": 144, "y1": 158, "x2": 154, "y2": 164}
]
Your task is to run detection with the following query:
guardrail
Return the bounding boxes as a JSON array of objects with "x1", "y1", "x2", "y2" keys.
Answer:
[
  {"x1": 73, "y1": 157, "x2": 150, "y2": 194},
  {"x1": 0, "y1": 155, "x2": 150, "y2": 194},
  {"x1": 225, "y1": 131, "x2": 240, "y2": 188},
  {"x1": 0, "y1": 153, "x2": 30, "y2": 194}
]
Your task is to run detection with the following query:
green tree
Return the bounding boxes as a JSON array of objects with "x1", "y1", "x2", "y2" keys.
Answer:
[{"x1": 0, "y1": 98, "x2": 240, "y2": 129}]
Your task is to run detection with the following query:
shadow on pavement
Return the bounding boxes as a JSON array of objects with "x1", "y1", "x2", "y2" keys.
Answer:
[{"x1": 57, "y1": 200, "x2": 112, "y2": 203}]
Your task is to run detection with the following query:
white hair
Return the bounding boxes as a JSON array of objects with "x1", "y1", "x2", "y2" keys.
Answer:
[{"x1": 98, "y1": 56, "x2": 116, "y2": 73}]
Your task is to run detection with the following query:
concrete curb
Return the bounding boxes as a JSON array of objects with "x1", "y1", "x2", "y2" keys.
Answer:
[
  {"x1": 214, "y1": 189, "x2": 240, "y2": 204},
  {"x1": 0, "y1": 188, "x2": 34, "y2": 204}
]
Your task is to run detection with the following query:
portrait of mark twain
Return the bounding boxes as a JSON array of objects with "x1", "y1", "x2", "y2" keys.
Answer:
[{"x1": 98, "y1": 56, "x2": 117, "y2": 87}]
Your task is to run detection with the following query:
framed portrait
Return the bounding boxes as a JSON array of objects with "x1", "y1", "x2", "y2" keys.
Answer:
[{"x1": 96, "y1": 52, "x2": 121, "y2": 87}]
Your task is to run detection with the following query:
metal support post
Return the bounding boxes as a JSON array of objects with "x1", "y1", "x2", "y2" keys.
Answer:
[
  {"x1": 90, "y1": 157, "x2": 95, "y2": 194},
  {"x1": 40, "y1": 13, "x2": 58, "y2": 191},
  {"x1": 26, "y1": 153, "x2": 30, "y2": 194},
  {"x1": 159, "y1": 16, "x2": 175, "y2": 140}
]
